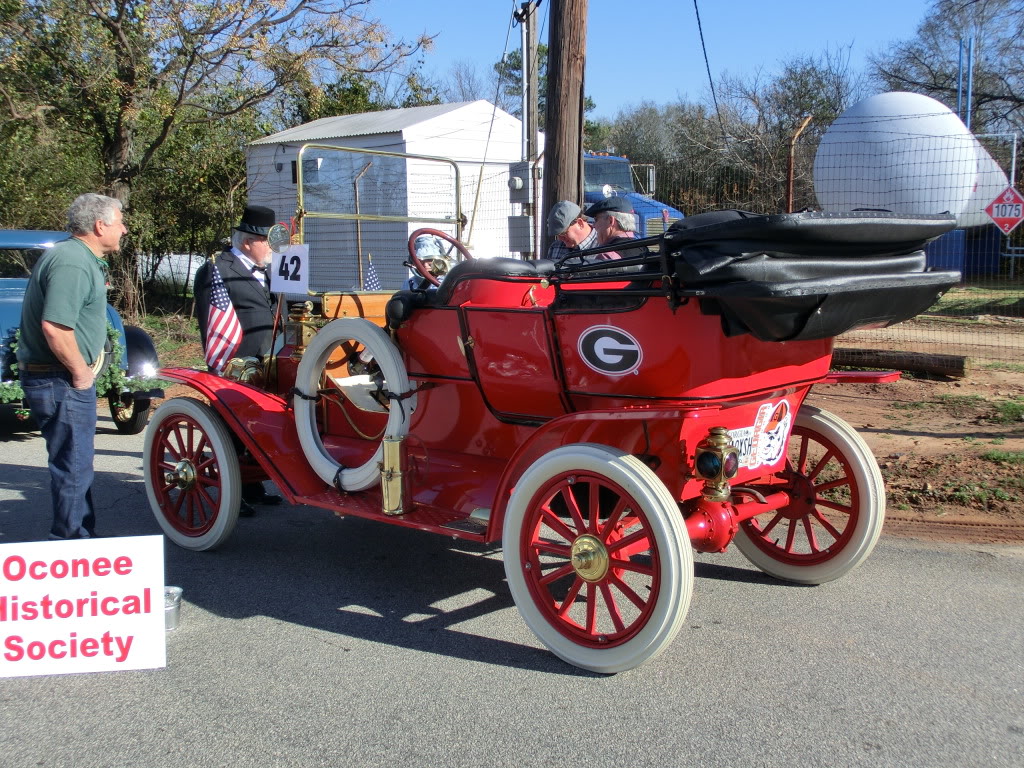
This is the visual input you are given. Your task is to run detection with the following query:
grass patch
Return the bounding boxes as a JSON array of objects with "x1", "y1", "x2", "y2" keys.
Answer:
[
  {"x1": 992, "y1": 398, "x2": 1024, "y2": 424},
  {"x1": 890, "y1": 400, "x2": 928, "y2": 411},
  {"x1": 930, "y1": 284, "x2": 1024, "y2": 317},
  {"x1": 979, "y1": 361, "x2": 1024, "y2": 374},
  {"x1": 936, "y1": 393, "x2": 986, "y2": 417},
  {"x1": 946, "y1": 483, "x2": 984, "y2": 504},
  {"x1": 140, "y1": 312, "x2": 204, "y2": 368},
  {"x1": 981, "y1": 450, "x2": 1024, "y2": 465}
]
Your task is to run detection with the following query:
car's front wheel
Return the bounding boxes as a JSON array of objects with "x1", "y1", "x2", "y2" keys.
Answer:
[{"x1": 108, "y1": 393, "x2": 151, "y2": 434}]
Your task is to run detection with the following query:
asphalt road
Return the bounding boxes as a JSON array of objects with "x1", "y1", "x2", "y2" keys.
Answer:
[{"x1": 1, "y1": 407, "x2": 1022, "y2": 767}]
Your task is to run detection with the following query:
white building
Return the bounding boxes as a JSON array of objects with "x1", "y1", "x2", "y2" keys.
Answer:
[{"x1": 246, "y1": 100, "x2": 528, "y2": 291}]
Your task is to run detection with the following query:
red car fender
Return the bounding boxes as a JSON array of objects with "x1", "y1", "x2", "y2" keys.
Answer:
[
  {"x1": 156, "y1": 367, "x2": 326, "y2": 499},
  {"x1": 486, "y1": 406, "x2": 696, "y2": 541}
]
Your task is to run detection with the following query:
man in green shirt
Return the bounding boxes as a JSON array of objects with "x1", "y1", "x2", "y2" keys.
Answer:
[{"x1": 18, "y1": 193, "x2": 127, "y2": 539}]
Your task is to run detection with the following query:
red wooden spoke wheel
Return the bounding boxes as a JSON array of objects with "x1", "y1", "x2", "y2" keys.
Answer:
[
  {"x1": 143, "y1": 398, "x2": 241, "y2": 551},
  {"x1": 734, "y1": 405, "x2": 885, "y2": 584},
  {"x1": 504, "y1": 444, "x2": 692, "y2": 674},
  {"x1": 407, "y1": 228, "x2": 473, "y2": 286}
]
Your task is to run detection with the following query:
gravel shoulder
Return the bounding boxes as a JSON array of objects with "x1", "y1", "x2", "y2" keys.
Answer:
[{"x1": 806, "y1": 368, "x2": 1024, "y2": 544}]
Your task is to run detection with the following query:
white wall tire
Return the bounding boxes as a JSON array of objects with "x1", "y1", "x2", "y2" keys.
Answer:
[
  {"x1": 733, "y1": 405, "x2": 885, "y2": 584},
  {"x1": 143, "y1": 398, "x2": 241, "y2": 551},
  {"x1": 294, "y1": 318, "x2": 415, "y2": 492},
  {"x1": 503, "y1": 443, "x2": 693, "y2": 674}
]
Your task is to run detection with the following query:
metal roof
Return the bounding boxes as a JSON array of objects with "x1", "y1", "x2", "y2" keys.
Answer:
[
  {"x1": 0, "y1": 230, "x2": 70, "y2": 249},
  {"x1": 250, "y1": 101, "x2": 487, "y2": 145}
]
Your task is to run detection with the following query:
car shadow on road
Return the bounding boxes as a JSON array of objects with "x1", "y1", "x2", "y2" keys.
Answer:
[
  {"x1": 0, "y1": 460, "x2": 163, "y2": 543},
  {"x1": 164, "y1": 507, "x2": 607, "y2": 677},
  {"x1": 694, "y1": 560, "x2": 784, "y2": 585},
  {"x1": 0, "y1": 452, "x2": 780, "y2": 675},
  {"x1": 0, "y1": 411, "x2": 37, "y2": 441}
]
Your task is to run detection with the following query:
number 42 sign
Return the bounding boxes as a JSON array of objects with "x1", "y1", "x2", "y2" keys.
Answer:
[
  {"x1": 985, "y1": 186, "x2": 1024, "y2": 235},
  {"x1": 270, "y1": 244, "x2": 310, "y2": 295}
]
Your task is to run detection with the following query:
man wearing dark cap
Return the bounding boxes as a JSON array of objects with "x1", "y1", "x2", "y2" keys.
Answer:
[
  {"x1": 194, "y1": 203, "x2": 282, "y2": 510},
  {"x1": 584, "y1": 196, "x2": 649, "y2": 260},
  {"x1": 545, "y1": 200, "x2": 598, "y2": 260}
]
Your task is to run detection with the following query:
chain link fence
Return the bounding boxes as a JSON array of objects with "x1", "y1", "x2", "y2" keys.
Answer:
[
  {"x1": 651, "y1": 130, "x2": 1024, "y2": 372},
  {"x1": 139, "y1": 126, "x2": 1024, "y2": 373}
]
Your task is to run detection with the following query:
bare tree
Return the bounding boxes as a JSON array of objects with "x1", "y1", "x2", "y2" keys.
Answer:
[
  {"x1": 441, "y1": 60, "x2": 490, "y2": 103},
  {"x1": 610, "y1": 50, "x2": 864, "y2": 215},
  {"x1": 871, "y1": 0, "x2": 1024, "y2": 132}
]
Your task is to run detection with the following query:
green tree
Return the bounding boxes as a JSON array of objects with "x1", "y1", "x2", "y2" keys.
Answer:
[
  {"x1": 494, "y1": 44, "x2": 595, "y2": 129},
  {"x1": 0, "y1": 0, "x2": 430, "y2": 206},
  {"x1": 281, "y1": 73, "x2": 381, "y2": 127},
  {"x1": 0, "y1": 0, "x2": 429, "y2": 314}
]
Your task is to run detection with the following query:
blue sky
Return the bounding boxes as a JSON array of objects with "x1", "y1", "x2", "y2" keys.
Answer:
[{"x1": 373, "y1": 0, "x2": 935, "y2": 119}]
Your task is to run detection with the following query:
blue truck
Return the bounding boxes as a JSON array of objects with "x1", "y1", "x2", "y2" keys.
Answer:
[{"x1": 582, "y1": 152, "x2": 684, "y2": 237}]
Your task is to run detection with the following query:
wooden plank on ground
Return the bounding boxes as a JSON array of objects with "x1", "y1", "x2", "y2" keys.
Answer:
[{"x1": 832, "y1": 347, "x2": 971, "y2": 378}]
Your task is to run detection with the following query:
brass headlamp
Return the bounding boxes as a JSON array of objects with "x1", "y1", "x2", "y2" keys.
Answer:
[{"x1": 693, "y1": 427, "x2": 740, "y2": 502}]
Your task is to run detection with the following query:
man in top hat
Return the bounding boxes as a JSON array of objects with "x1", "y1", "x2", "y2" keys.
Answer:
[
  {"x1": 194, "y1": 203, "x2": 282, "y2": 510},
  {"x1": 545, "y1": 200, "x2": 599, "y2": 261},
  {"x1": 584, "y1": 196, "x2": 649, "y2": 261},
  {"x1": 195, "y1": 204, "x2": 277, "y2": 361}
]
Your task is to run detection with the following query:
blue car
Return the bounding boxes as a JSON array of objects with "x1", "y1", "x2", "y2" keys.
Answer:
[{"x1": 0, "y1": 229, "x2": 162, "y2": 434}]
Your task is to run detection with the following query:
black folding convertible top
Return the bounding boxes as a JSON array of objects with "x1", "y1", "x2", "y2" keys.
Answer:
[{"x1": 658, "y1": 210, "x2": 961, "y2": 341}]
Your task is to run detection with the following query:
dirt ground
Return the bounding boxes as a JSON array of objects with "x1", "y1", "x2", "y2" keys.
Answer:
[{"x1": 806, "y1": 369, "x2": 1024, "y2": 544}]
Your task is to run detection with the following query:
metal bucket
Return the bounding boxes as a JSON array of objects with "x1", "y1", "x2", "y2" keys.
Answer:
[{"x1": 164, "y1": 586, "x2": 183, "y2": 631}]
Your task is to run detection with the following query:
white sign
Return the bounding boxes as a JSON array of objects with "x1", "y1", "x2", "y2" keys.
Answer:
[
  {"x1": 270, "y1": 244, "x2": 310, "y2": 295},
  {"x1": 0, "y1": 535, "x2": 165, "y2": 679}
]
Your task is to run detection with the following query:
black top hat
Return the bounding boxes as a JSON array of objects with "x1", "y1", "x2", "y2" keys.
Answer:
[{"x1": 235, "y1": 204, "x2": 276, "y2": 236}]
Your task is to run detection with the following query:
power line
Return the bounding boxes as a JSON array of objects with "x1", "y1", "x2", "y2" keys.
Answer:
[{"x1": 693, "y1": 0, "x2": 727, "y2": 139}]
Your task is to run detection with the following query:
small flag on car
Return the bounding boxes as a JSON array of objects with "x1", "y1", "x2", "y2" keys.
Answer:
[
  {"x1": 204, "y1": 264, "x2": 242, "y2": 373},
  {"x1": 363, "y1": 257, "x2": 382, "y2": 291}
]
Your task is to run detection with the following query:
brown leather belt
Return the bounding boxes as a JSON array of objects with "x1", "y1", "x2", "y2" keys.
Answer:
[{"x1": 22, "y1": 363, "x2": 67, "y2": 373}]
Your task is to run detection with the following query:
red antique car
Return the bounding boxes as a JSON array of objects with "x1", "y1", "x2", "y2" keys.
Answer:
[{"x1": 143, "y1": 210, "x2": 958, "y2": 673}]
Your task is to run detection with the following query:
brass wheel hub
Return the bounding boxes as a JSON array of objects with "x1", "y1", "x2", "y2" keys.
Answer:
[
  {"x1": 570, "y1": 534, "x2": 610, "y2": 582},
  {"x1": 165, "y1": 459, "x2": 197, "y2": 490}
]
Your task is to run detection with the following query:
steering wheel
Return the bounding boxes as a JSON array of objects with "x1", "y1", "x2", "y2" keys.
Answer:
[{"x1": 407, "y1": 228, "x2": 474, "y2": 286}]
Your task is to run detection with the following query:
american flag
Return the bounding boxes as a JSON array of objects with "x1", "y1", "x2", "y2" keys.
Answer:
[
  {"x1": 363, "y1": 258, "x2": 382, "y2": 291},
  {"x1": 204, "y1": 264, "x2": 242, "y2": 372}
]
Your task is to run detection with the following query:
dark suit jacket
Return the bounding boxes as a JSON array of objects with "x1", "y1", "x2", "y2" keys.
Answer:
[{"x1": 195, "y1": 249, "x2": 277, "y2": 360}]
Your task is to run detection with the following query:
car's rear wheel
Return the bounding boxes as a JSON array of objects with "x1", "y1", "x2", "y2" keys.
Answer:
[{"x1": 733, "y1": 405, "x2": 885, "y2": 584}]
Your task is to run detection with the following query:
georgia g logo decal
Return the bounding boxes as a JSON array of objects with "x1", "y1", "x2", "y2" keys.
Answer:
[{"x1": 578, "y1": 325, "x2": 643, "y2": 376}]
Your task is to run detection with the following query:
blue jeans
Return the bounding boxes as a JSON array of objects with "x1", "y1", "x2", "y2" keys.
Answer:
[{"x1": 19, "y1": 372, "x2": 98, "y2": 539}]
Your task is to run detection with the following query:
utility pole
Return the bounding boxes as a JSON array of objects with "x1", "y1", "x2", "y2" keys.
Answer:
[
  {"x1": 519, "y1": 2, "x2": 539, "y2": 166},
  {"x1": 517, "y1": 1, "x2": 541, "y2": 257},
  {"x1": 542, "y1": 0, "x2": 588, "y2": 257}
]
